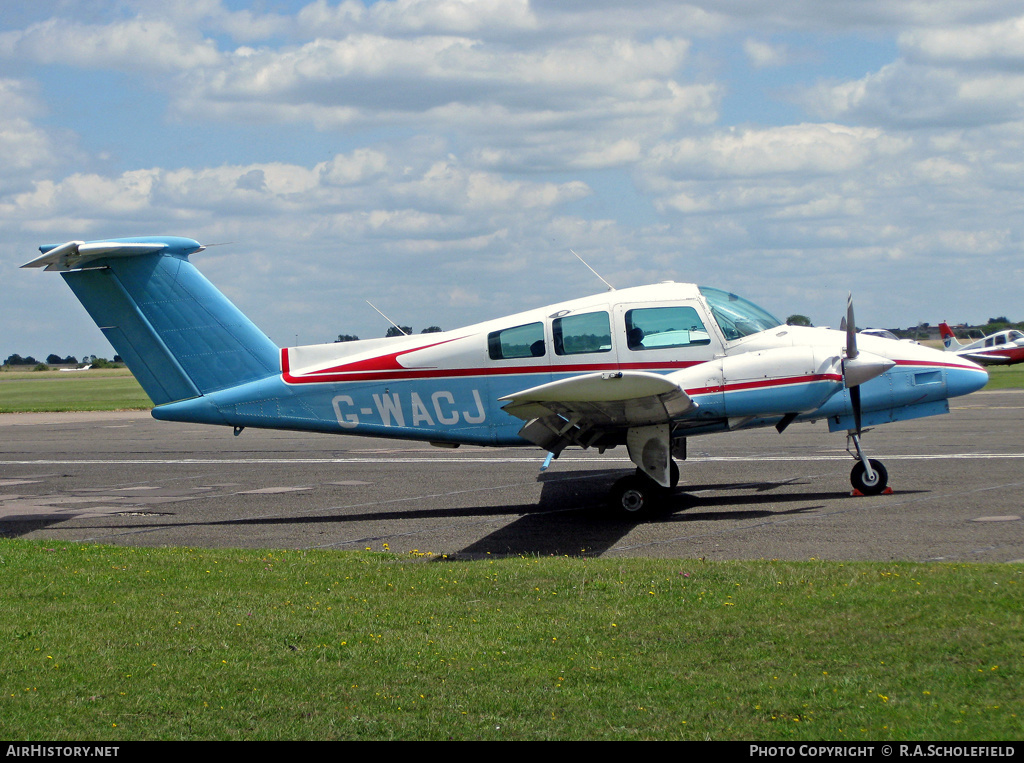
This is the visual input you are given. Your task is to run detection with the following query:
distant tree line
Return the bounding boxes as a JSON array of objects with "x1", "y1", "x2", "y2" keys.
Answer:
[
  {"x1": 950, "y1": 317, "x2": 1024, "y2": 340},
  {"x1": 785, "y1": 313, "x2": 1024, "y2": 340},
  {"x1": 335, "y1": 326, "x2": 443, "y2": 342},
  {"x1": 2, "y1": 353, "x2": 123, "y2": 369},
  {"x1": 5, "y1": 354, "x2": 49, "y2": 366}
]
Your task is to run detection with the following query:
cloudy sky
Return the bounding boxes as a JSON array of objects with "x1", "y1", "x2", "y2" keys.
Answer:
[{"x1": 4, "y1": 0, "x2": 1024, "y2": 360}]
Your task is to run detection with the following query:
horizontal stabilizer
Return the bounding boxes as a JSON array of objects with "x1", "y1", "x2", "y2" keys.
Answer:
[{"x1": 22, "y1": 239, "x2": 199, "y2": 271}]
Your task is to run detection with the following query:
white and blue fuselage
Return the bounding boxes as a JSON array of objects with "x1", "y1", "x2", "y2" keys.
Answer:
[{"x1": 148, "y1": 279, "x2": 986, "y2": 447}]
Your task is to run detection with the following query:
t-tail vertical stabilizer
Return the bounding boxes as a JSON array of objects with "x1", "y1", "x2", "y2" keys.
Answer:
[
  {"x1": 938, "y1": 322, "x2": 965, "y2": 351},
  {"x1": 22, "y1": 237, "x2": 279, "y2": 406}
]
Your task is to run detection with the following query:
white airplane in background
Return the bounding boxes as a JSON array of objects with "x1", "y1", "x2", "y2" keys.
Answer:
[
  {"x1": 939, "y1": 322, "x2": 1024, "y2": 366},
  {"x1": 23, "y1": 237, "x2": 989, "y2": 515},
  {"x1": 859, "y1": 328, "x2": 919, "y2": 345}
]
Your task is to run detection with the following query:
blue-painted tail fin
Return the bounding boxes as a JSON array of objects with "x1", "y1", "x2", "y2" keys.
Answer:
[{"x1": 23, "y1": 237, "x2": 279, "y2": 406}]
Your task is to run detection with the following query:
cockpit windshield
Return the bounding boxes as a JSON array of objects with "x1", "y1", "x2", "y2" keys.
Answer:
[{"x1": 698, "y1": 286, "x2": 782, "y2": 341}]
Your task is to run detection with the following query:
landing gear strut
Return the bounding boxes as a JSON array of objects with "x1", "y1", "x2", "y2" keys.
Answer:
[{"x1": 848, "y1": 433, "x2": 888, "y2": 495}]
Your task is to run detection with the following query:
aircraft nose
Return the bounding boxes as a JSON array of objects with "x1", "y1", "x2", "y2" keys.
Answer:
[{"x1": 946, "y1": 360, "x2": 989, "y2": 398}]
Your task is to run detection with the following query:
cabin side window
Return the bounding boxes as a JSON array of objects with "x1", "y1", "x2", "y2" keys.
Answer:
[
  {"x1": 625, "y1": 306, "x2": 711, "y2": 350},
  {"x1": 553, "y1": 311, "x2": 612, "y2": 355},
  {"x1": 488, "y1": 322, "x2": 545, "y2": 360}
]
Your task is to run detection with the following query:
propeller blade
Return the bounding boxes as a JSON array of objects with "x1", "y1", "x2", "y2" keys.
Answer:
[
  {"x1": 843, "y1": 292, "x2": 867, "y2": 436},
  {"x1": 850, "y1": 384, "x2": 862, "y2": 436},
  {"x1": 845, "y1": 292, "x2": 857, "y2": 361}
]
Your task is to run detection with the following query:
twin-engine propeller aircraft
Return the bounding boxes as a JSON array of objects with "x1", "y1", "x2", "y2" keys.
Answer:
[
  {"x1": 24, "y1": 236, "x2": 989, "y2": 515},
  {"x1": 939, "y1": 322, "x2": 1024, "y2": 366}
]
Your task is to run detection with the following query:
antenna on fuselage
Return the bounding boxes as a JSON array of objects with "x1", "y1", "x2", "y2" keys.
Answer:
[
  {"x1": 570, "y1": 249, "x2": 615, "y2": 291},
  {"x1": 366, "y1": 300, "x2": 409, "y2": 336}
]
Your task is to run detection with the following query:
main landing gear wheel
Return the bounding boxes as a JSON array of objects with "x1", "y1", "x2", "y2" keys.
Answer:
[
  {"x1": 609, "y1": 474, "x2": 662, "y2": 517},
  {"x1": 608, "y1": 459, "x2": 679, "y2": 518},
  {"x1": 609, "y1": 469, "x2": 677, "y2": 518},
  {"x1": 850, "y1": 459, "x2": 888, "y2": 495}
]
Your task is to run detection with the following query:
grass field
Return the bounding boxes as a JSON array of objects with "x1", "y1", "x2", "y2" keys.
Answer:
[
  {"x1": 0, "y1": 540, "x2": 1020, "y2": 741},
  {"x1": 0, "y1": 368, "x2": 151, "y2": 413},
  {"x1": 980, "y1": 364, "x2": 1024, "y2": 390}
]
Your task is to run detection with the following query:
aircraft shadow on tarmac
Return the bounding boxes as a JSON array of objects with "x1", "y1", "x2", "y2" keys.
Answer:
[
  {"x1": 453, "y1": 469, "x2": 921, "y2": 559},
  {"x1": 1, "y1": 469, "x2": 925, "y2": 558}
]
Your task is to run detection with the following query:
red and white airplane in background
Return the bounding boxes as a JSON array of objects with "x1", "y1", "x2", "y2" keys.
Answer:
[{"x1": 939, "y1": 323, "x2": 1024, "y2": 366}]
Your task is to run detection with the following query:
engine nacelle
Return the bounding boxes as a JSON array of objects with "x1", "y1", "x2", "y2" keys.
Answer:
[{"x1": 668, "y1": 346, "x2": 844, "y2": 418}]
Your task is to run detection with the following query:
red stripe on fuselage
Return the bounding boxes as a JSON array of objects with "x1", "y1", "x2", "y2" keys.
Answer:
[
  {"x1": 281, "y1": 348, "x2": 969, "y2": 389},
  {"x1": 685, "y1": 373, "x2": 842, "y2": 396},
  {"x1": 975, "y1": 348, "x2": 1024, "y2": 362},
  {"x1": 893, "y1": 358, "x2": 987, "y2": 370},
  {"x1": 281, "y1": 348, "x2": 707, "y2": 384},
  {"x1": 309, "y1": 336, "x2": 463, "y2": 375},
  {"x1": 281, "y1": 348, "x2": 845, "y2": 393}
]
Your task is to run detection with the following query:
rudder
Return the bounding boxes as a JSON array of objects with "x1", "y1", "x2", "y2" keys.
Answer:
[{"x1": 938, "y1": 322, "x2": 963, "y2": 351}]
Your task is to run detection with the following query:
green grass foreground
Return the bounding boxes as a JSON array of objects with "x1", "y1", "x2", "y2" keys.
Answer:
[
  {"x1": 1, "y1": 540, "x2": 1020, "y2": 741},
  {"x1": 0, "y1": 368, "x2": 150, "y2": 413}
]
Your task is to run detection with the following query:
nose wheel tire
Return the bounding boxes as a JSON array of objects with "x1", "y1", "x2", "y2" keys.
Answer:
[{"x1": 850, "y1": 459, "x2": 888, "y2": 495}]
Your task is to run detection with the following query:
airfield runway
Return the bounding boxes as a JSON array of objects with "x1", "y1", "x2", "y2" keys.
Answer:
[{"x1": 1, "y1": 391, "x2": 1022, "y2": 562}]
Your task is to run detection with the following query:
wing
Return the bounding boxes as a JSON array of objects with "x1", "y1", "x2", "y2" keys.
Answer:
[
  {"x1": 499, "y1": 370, "x2": 694, "y2": 455},
  {"x1": 959, "y1": 351, "x2": 1011, "y2": 365}
]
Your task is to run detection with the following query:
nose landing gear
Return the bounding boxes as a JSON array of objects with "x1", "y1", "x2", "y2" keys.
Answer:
[{"x1": 848, "y1": 433, "x2": 889, "y2": 495}]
